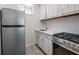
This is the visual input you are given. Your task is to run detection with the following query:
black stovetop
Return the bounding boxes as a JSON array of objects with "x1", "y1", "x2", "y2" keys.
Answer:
[{"x1": 53, "y1": 32, "x2": 79, "y2": 44}]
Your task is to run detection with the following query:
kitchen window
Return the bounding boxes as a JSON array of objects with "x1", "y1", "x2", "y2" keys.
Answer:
[{"x1": 18, "y1": 4, "x2": 33, "y2": 15}]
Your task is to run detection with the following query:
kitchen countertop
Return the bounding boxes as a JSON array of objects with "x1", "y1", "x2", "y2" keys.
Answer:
[
  {"x1": 35, "y1": 29, "x2": 64, "y2": 36},
  {"x1": 35, "y1": 29, "x2": 54, "y2": 35},
  {"x1": 35, "y1": 29, "x2": 79, "y2": 44}
]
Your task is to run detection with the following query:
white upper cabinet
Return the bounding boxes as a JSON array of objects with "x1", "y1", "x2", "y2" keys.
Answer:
[
  {"x1": 39, "y1": 4, "x2": 79, "y2": 20},
  {"x1": 40, "y1": 4, "x2": 64, "y2": 20},
  {"x1": 46, "y1": 4, "x2": 55, "y2": 18},
  {"x1": 73, "y1": 4, "x2": 79, "y2": 12},
  {"x1": 40, "y1": 4, "x2": 46, "y2": 20},
  {"x1": 40, "y1": 4, "x2": 62, "y2": 19},
  {"x1": 46, "y1": 4, "x2": 60, "y2": 18},
  {"x1": 68, "y1": 4, "x2": 74, "y2": 13},
  {"x1": 61, "y1": 4, "x2": 74, "y2": 15},
  {"x1": 61, "y1": 4, "x2": 69, "y2": 14},
  {"x1": 56, "y1": 4, "x2": 63, "y2": 16},
  {"x1": 61, "y1": 4, "x2": 79, "y2": 15}
]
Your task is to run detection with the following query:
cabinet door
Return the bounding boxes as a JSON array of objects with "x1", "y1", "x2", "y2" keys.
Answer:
[
  {"x1": 62, "y1": 4, "x2": 74, "y2": 14},
  {"x1": 61, "y1": 4, "x2": 69, "y2": 14},
  {"x1": 52, "y1": 4, "x2": 62, "y2": 17},
  {"x1": 46, "y1": 4, "x2": 58, "y2": 18},
  {"x1": 67, "y1": 4, "x2": 74, "y2": 13},
  {"x1": 38, "y1": 33, "x2": 44, "y2": 49},
  {"x1": 40, "y1": 4, "x2": 46, "y2": 20},
  {"x1": 46, "y1": 4, "x2": 53, "y2": 18},
  {"x1": 56, "y1": 4, "x2": 63, "y2": 16},
  {"x1": 43, "y1": 36, "x2": 52, "y2": 55},
  {"x1": 73, "y1": 4, "x2": 79, "y2": 12},
  {"x1": 46, "y1": 4, "x2": 63, "y2": 18}
]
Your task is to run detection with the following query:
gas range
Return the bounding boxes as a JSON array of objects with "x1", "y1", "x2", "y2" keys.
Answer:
[
  {"x1": 53, "y1": 32, "x2": 79, "y2": 43},
  {"x1": 53, "y1": 32, "x2": 79, "y2": 54}
]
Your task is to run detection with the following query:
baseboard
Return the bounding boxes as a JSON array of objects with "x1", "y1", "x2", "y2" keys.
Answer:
[{"x1": 26, "y1": 43, "x2": 36, "y2": 48}]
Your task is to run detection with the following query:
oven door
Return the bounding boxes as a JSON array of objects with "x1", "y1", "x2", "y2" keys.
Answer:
[{"x1": 53, "y1": 43, "x2": 76, "y2": 55}]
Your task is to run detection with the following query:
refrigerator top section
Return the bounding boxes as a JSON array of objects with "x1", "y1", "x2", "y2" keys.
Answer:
[{"x1": 2, "y1": 8, "x2": 25, "y2": 25}]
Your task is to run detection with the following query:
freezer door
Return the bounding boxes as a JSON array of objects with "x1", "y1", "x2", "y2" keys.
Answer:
[
  {"x1": 2, "y1": 27, "x2": 25, "y2": 55},
  {"x1": 2, "y1": 8, "x2": 25, "y2": 25}
]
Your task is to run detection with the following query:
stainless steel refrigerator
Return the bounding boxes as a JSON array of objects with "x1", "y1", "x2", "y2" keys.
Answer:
[{"x1": 0, "y1": 8, "x2": 25, "y2": 55}]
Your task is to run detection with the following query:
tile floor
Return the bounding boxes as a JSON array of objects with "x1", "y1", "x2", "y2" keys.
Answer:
[{"x1": 26, "y1": 45, "x2": 44, "y2": 55}]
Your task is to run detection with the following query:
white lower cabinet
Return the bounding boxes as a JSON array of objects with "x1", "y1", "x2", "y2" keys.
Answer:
[
  {"x1": 43, "y1": 37, "x2": 53, "y2": 55},
  {"x1": 38, "y1": 33, "x2": 43, "y2": 49},
  {"x1": 37, "y1": 32, "x2": 53, "y2": 55}
]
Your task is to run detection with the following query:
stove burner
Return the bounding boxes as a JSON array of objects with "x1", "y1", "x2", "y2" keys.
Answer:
[{"x1": 53, "y1": 32, "x2": 79, "y2": 44}]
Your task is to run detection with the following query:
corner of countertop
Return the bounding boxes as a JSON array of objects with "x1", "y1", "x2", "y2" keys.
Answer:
[{"x1": 35, "y1": 29, "x2": 54, "y2": 36}]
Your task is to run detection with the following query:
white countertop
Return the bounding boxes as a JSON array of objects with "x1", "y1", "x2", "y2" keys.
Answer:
[{"x1": 35, "y1": 29, "x2": 64, "y2": 35}]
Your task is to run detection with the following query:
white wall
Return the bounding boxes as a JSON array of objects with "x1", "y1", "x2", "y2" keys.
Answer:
[
  {"x1": 46, "y1": 15, "x2": 79, "y2": 34},
  {"x1": 25, "y1": 5, "x2": 41, "y2": 47},
  {"x1": 25, "y1": 15, "x2": 36, "y2": 47}
]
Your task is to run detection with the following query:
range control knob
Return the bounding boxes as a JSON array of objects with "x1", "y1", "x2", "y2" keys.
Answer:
[
  {"x1": 63, "y1": 41, "x2": 66, "y2": 45},
  {"x1": 72, "y1": 43, "x2": 76, "y2": 48},
  {"x1": 67, "y1": 42, "x2": 71, "y2": 45}
]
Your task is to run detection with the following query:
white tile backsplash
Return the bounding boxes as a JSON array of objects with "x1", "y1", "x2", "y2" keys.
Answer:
[{"x1": 46, "y1": 15, "x2": 79, "y2": 34}]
